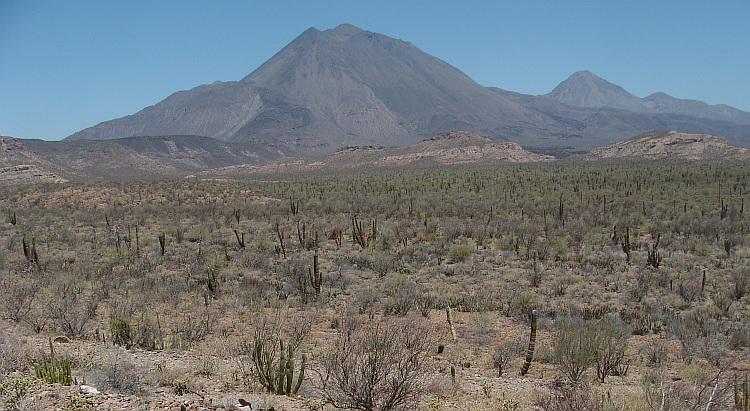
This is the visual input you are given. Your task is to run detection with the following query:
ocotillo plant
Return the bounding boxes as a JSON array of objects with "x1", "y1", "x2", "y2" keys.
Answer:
[
  {"x1": 234, "y1": 229, "x2": 245, "y2": 249},
  {"x1": 275, "y1": 221, "x2": 287, "y2": 258},
  {"x1": 520, "y1": 310, "x2": 537, "y2": 376}
]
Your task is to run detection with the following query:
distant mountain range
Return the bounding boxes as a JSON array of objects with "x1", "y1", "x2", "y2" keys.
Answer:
[
  {"x1": 64, "y1": 24, "x2": 750, "y2": 156},
  {"x1": 547, "y1": 70, "x2": 750, "y2": 125}
]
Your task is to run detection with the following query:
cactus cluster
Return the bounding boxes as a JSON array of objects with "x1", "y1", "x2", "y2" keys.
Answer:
[
  {"x1": 34, "y1": 339, "x2": 72, "y2": 385},
  {"x1": 252, "y1": 338, "x2": 305, "y2": 396},
  {"x1": 351, "y1": 216, "x2": 376, "y2": 248},
  {"x1": 22, "y1": 234, "x2": 40, "y2": 268}
]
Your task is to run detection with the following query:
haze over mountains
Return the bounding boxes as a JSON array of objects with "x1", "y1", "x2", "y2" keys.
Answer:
[{"x1": 64, "y1": 24, "x2": 750, "y2": 156}]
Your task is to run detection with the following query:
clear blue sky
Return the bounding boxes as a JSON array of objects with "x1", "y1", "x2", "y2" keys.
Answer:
[{"x1": 1, "y1": 0, "x2": 748, "y2": 141}]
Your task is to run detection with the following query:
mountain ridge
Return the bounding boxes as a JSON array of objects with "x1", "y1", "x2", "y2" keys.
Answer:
[
  {"x1": 547, "y1": 71, "x2": 750, "y2": 125},
  {"x1": 64, "y1": 24, "x2": 750, "y2": 155}
]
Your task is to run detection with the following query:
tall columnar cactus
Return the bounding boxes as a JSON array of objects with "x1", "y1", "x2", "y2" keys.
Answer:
[
  {"x1": 135, "y1": 223, "x2": 141, "y2": 259},
  {"x1": 252, "y1": 338, "x2": 306, "y2": 396},
  {"x1": 647, "y1": 233, "x2": 661, "y2": 268},
  {"x1": 158, "y1": 232, "x2": 166, "y2": 255},
  {"x1": 289, "y1": 196, "x2": 300, "y2": 216},
  {"x1": 309, "y1": 232, "x2": 322, "y2": 296},
  {"x1": 621, "y1": 227, "x2": 631, "y2": 265},
  {"x1": 737, "y1": 374, "x2": 749, "y2": 411},
  {"x1": 520, "y1": 310, "x2": 537, "y2": 376},
  {"x1": 446, "y1": 307, "x2": 458, "y2": 342}
]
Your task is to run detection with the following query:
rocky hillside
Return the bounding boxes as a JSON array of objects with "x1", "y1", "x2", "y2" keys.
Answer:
[
  {"x1": 20, "y1": 135, "x2": 287, "y2": 180},
  {"x1": 582, "y1": 130, "x2": 750, "y2": 161},
  {"x1": 0, "y1": 136, "x2": 68, "y2": 184},
  {"x1": 194, "y1": 131, "x2": 553, "y2": 177}
]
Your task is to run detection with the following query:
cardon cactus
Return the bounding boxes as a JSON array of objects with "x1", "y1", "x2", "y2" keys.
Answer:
[{"x1": 520, "y1": 310, "x2": 537, "y2": 376}]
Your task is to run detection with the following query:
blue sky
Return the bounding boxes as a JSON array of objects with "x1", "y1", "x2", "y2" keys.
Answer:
[{"x1": 1, "y1": 0, "x2": 748, "y2": 141}]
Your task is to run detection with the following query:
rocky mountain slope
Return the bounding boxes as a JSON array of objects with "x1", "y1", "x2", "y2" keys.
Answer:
[
  {"x1": 581, "y1": 130, "x2": 750, "y2": 161},
  {"x1": 64, "y1": 24, "x2": 750, "y2": 156}
]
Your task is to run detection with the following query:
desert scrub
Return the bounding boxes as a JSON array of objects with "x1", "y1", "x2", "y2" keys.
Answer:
[
  {"x1": 61, "y1": 393, "x2": 96, "y2": 411},
  {"x1": 0, "y1": 373, "x2": 42, "y2": 410},
  {"x1": 318, "y1": 316, "x2": 432, "y2": 411}
]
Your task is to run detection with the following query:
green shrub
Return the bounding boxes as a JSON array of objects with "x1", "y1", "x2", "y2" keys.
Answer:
[
  {"x1": 448, "y1": 244, "x2": 472, "y2": 263},
  {"x1": 552, "y1": 317, "x2": 630, "y2": 383},
  {"x1": 110, "y1": 314, "x2": 132, "y2": 348},
  {"x1": 185, "y1": 225, "x2": 209, "y2": 242}
]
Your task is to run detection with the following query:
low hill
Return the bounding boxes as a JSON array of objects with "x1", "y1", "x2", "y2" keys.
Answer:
[
  {"x1": 194, "y1": 131, "x2": 554, "y2": 177},
  {"x1": 581, "y1": 130, "x2": 750, "y2": 161},
  {"x1": 21, "y1": 135, "x2": 287, "y2": 180}
]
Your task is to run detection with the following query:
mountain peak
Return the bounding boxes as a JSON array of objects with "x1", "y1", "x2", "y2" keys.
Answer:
[
  {"x1": 568, "y1": 70, "x2": 598, "y2": 79},
  {"x1": 546, "y1": 70, "x2": 646, "y2": 112},
  {"x1": 325, "y1": 23, "x2": 363, "y2": 37}
]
